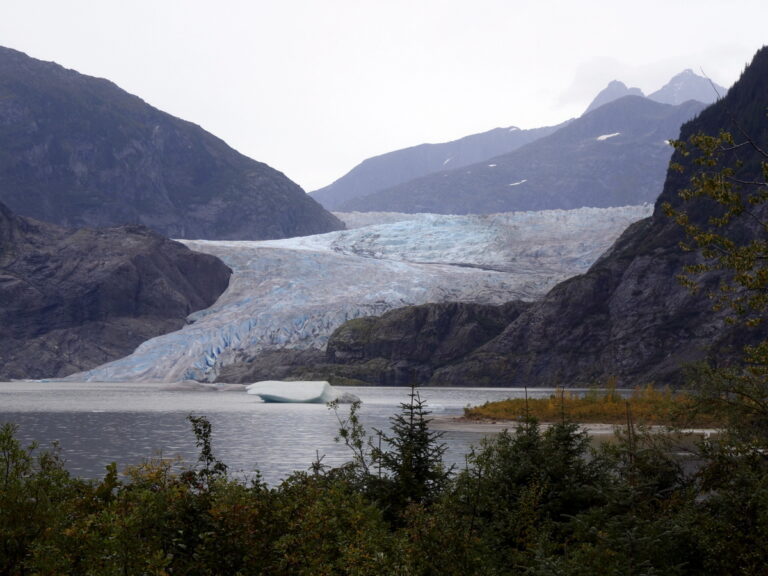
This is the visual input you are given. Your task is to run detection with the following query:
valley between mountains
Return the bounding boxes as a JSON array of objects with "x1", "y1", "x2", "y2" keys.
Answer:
[
  {"x1": 70, "y1": 207, "x2": 650, "y2": 382},
  {"x1": 2, "y1": 45, "x2": 766, "y2": 389}
]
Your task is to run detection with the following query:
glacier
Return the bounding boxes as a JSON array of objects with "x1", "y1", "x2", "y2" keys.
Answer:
[{"x1": 71, "y1": 206, "x2": 652, "y2": 382}]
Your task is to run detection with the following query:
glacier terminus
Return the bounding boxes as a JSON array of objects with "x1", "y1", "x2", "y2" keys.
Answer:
[{"x1": 71, "y1": 207, "x2": 652, "y2": 382}]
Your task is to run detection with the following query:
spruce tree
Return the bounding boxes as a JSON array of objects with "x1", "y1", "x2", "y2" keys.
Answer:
[{"x1": 372, "y1": 383, "x2": 452, "y2": 512}]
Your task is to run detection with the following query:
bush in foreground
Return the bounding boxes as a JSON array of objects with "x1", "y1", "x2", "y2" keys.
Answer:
[{"x1": 2, "y1": 401, "x2": 768, "y2": 575}]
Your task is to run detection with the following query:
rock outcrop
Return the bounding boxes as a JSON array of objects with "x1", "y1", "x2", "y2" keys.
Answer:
[
  {"x1": 0, "y1": 46, "x2": 343, "y2": 240},
  {"x1": 216, "y1": 301, "x2": 529, "y2": 385},
  {"x1": 0, "y1": 201, "x2": 232, "y2": 379},
  {"x1": 322, "y1": 301, "x2": 530, "y2": 385}
]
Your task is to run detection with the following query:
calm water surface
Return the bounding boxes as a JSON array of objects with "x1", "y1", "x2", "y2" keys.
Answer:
[{"x1": 0, "y1": 382, "x2": 555, "y2": 484}]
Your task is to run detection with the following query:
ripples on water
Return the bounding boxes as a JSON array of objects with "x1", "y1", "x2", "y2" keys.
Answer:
[{"x1": 0, "y1": 382, "x2": 553, "y2": 484}]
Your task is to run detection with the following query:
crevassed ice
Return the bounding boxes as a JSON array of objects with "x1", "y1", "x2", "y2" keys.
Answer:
[{"x1": 71, "y1": 206, "x2": 652, "y2": 383}]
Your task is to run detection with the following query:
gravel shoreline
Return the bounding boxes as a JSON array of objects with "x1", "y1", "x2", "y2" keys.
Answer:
[{"x1": 429, "y1": 414, "x2": 718, "y2": 437}]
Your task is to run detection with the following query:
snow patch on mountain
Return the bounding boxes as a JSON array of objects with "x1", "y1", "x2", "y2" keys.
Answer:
[
  {"x1": 597, "y1": 132, "x2": 621, "y2": 141},
  {"x1": 71, "y1": 206, "x2": 652, "y2": 382}
]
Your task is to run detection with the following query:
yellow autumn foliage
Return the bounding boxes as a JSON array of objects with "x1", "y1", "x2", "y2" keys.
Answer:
[{"x1": 464, "y1": 383, "x2": 723, "y2": 427}]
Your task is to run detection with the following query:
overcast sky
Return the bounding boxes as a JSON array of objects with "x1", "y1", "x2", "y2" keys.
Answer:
[{"x1": 1, "y1": 1, "x2": 765, "y2": 191}]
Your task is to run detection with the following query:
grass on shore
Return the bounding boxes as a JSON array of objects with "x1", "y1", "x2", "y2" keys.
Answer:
[{"x1": 463, "y1": 384, "x2": 724, "y2": 428}]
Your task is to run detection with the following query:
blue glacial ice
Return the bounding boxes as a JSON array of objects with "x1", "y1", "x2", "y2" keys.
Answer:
[{"x1": 71, "y1": 206, "x2": 652, "y2": 382}]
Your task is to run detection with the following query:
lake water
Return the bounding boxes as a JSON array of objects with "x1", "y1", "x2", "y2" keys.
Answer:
[{"x1": 0, "y1": 382, "x2": 556, "y2": 484}]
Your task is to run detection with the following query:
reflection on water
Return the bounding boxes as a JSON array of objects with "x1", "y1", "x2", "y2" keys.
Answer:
[{"x1": 0, "y1": 382, "x2": 554, "y2": 484}]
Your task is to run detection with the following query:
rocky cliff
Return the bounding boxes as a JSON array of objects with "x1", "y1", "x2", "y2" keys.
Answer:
[
  {"x1": 0, "y1": 46, "x2": 343, "y2": 240},
  {"x1": 313, "y1": 47, "x2": 768, "y2": 387},
  {"x1": 0, "y1": 201, "x2": 232, "y2": 379}
]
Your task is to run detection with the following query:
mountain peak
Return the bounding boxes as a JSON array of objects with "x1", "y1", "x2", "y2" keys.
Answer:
[
  {"x1": 583, "y1": 80, "x2": 644, "y2": 115},
  {"x1": 648, "y1": 68, "x2": 725, "y2": 105}
]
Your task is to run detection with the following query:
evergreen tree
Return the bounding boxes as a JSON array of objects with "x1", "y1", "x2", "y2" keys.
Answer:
[
  {"x1": 331, "y1": 383, "x2": 452, "y2": 521},
  {"x1": 373, "y1": 384, "x2": 453, "y2": 512}
]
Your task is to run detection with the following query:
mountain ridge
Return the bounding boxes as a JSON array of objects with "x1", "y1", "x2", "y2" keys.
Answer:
[
  {"x1": 339, "y1": 96, "x2": 705, "y2": 214},
  {"x1": 0, "y1": 46, "x2": 343, "y2": 240},
  {"x1": 583, "y1": 69, "x2": 726, "y2": 115},
  {"x1": 313, "y1": 69, "x2": 725, "y2": 215},
  {"x1": 310, "y1": 123, "x2": 563, "y2": 210}
]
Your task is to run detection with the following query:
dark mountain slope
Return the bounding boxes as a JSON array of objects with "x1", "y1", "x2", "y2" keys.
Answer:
[
  {"x1": 340, "y1": 96, "x2": 705, "y2": 214},
  {"x1": 0, "y1": 46, "x2": 343, "y2": 240},
  {"x1": 313, "y1": 47, "x2": 768, "y2": 387},
  {"x1": 0, "y1": 201, "x2": 232, "y2": 379},
  {"x1": 310, "y1": 124, "x2": 562, "y2": 210}
]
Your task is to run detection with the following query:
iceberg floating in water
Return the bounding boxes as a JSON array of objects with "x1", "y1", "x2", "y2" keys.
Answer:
[{"x1": 245, "y1": 380, "x2": 359, "y2": 404}]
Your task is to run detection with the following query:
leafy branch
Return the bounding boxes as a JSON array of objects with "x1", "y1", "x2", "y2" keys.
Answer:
[{"x1": 663, "y1": 128, "x2": 768, "y2": 324}]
